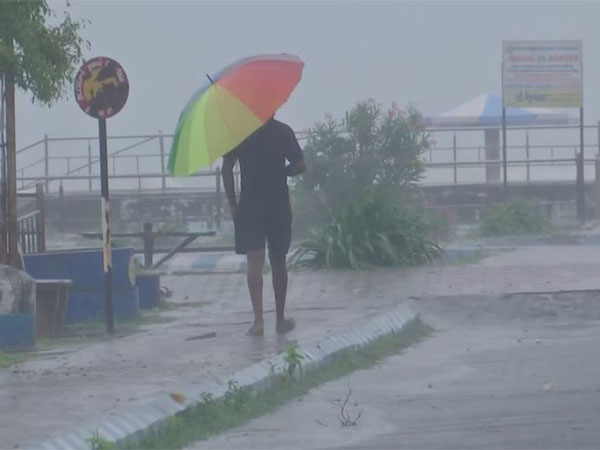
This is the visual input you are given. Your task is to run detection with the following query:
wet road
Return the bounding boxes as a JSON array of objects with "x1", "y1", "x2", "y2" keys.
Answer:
[{"x1": 190, "y1": 292, "x2": 600, "y2": 449}]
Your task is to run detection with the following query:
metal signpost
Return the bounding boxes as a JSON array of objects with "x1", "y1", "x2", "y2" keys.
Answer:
[
  {"x1": 74, "y1": 57, "x2": 129, "y2": 333},
  {"x1": 502, "y1": 41, "x2": 583, "y2": 220}
]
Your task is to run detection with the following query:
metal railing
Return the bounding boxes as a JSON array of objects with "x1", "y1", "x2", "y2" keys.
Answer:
[
  {"x1": 17, "y1": 133, "x2": 170, "y2": 193},
  {"x1": 14, "y1": 124, "x2": 600, "y2": 193},
  {"x1": 15, "y1": 131, "x2": 294, "y2": 194},
  {"x1": 17, "y1": 183, "x2": 45, "y2": 253},
  {"x1": 424, "y1": 157, "x2": 598, "y2": 186},
  {"x1": 79, "y1": 222, "x2": 223, "y2": 270},
  {"x1": 17, "y1": 157, "x2": 598, "y2": 193}
]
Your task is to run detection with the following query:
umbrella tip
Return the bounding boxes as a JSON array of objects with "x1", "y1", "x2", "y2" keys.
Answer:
[{"x1": 206, "y1": 74, "x2": 215, "y2": 84}]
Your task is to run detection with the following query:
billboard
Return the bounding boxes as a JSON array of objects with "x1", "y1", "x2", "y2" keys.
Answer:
[{"x1": 502, "y1": 40, "x2": 582, "y2": 108}]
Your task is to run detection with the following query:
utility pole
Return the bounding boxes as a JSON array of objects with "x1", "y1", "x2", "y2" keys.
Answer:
[
  {"x1": 5, "y1": 73, "x2": 21, "y2": 269},
  {"x1": 0, "y1": 76, "x2": 7, "y2": 264}
]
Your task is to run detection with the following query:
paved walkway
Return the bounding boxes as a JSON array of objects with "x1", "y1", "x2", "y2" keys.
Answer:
[
  {"x1": 3, "y1": 243, "x2": 600, "y2": 447},
  {"x1": 189, "y1": 312, "x2": 600, "y2": 449}
]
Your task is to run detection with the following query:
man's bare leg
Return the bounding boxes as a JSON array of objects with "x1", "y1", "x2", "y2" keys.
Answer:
[
  {"x1": 246, "y1": 249, "x2": 265, "y2": 336},
  {"x1": 270, "y1": 251, "x2": 295, "y2": 334}
]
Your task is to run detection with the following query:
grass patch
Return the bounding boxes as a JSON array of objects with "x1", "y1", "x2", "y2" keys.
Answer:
[
  {"x1": 113, "y1": 317, "x2": 432, "y2": 450},
  {"x1": 0, "y1": 350, "x2": 24, "y2": 368},
  {"x1": 480, "y1": 198, "x2": 552, "y2": 237}
]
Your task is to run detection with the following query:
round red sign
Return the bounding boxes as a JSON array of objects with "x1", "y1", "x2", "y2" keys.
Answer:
[{"x1": 74, "y1": 57, "x2": 129, "y2": 119}]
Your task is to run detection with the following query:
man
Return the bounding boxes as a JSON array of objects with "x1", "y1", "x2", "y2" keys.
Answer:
[{"x1": 222, "y1": 117, "x2": 306, "y2": 336}]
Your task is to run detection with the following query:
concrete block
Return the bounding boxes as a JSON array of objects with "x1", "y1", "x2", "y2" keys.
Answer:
[{"x1": 0, "y1": 265, "x2": 35, "y2": 314}]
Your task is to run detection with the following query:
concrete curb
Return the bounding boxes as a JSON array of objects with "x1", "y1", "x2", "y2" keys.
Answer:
[{"x1": 29, "y1": 304, "x2": 417, "y2": 450}]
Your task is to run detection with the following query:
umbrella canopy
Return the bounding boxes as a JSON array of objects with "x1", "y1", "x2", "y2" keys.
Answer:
[
  {"x1": 425, "y1": 92, "x2": 571, "y2": 128},
  {"x1": 168, "y1": 54, "x2": 304, "y2": 176}
]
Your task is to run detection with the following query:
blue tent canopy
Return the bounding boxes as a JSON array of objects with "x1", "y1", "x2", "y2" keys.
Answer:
[{"x1": 426, "y1": 93, "x2": 571, "y2": 128}]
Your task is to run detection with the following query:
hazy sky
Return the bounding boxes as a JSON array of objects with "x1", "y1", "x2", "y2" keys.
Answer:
[{"x1": 13, "y1": 0, "x2": 600, "y2": 146}]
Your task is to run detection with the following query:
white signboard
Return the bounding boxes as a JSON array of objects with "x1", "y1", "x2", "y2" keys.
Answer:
[{"x1": 502, "y1": 40, "x2": 582, "y2": 108}]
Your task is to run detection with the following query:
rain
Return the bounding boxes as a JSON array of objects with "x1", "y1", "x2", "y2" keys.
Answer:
[{"x1": 2, "y1": 1, "x2": 600, "y2": 449}]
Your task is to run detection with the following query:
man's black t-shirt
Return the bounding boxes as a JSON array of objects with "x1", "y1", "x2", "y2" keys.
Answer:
[{"x1": 224, "y1": 119, "x2": 303, "y2": 214}]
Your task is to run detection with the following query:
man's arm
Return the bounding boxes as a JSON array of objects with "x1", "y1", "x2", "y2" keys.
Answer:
[
  {"x1": 283, "y1": 124, "x2": 306, "y2": 177},
  {"x1": 285, "y1": 159, "x2": 306, "y2": 177},
  {"x1": 221, "y1": 155, "x2": 238, "y2": 219}
]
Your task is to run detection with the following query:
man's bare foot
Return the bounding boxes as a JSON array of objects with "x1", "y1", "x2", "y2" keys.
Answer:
[
  {"x1": 276, "y1": 317, "x2": 296, "y2": 334},
  {"x1": 246, "y1": 322, "x2": 264, "y2": 336}
]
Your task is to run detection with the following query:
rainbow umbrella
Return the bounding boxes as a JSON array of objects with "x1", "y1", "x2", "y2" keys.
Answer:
[{"x1": 168, "y1": 54, "x2": 304, "y2": 176}]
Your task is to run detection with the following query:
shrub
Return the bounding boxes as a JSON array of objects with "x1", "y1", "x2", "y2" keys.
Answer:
[
  {"x1": 290, "y1": 191, "x2": 443, "y2": 269},
  {"x1": 292, "y1": 100, "x2": 431, "y2": 234},
  {"x1": 480, "y1": 198, "x2": 551, "y2": 237}
]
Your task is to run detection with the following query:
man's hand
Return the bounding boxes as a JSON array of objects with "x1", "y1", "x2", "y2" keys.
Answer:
[{"x1": 222, "y1": 156, "x2": 238, "y2": 221}]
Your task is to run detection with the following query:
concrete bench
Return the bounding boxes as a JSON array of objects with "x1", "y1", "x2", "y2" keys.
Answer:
[{"x1": 35, "y1": 279, "x2": 71, "y2": 338}]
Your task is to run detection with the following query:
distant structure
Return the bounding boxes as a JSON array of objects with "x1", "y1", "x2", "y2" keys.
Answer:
[{"x1": 425, "y1": 92, "x2": 572, "y2": 183}]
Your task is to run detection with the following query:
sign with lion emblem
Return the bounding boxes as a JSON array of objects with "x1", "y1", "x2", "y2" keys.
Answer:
[{"x1": 74, "y1": 57, "x2": 129, "y2": 119}]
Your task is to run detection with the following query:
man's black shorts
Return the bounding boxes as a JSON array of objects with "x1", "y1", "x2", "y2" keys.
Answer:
[{"x1": 234, "y1": 200, "x2": 292, "y2": 256}]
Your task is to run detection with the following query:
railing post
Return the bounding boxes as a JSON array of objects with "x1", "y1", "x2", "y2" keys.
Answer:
[
  {"x1": 207, "y1": 196, "x2": 214, "y2": 230},
  {"x1": 136, "y1": 155, "x2": 141, "y2": 191},
  {"x1": 453, "y1": 133, "x2": 457, "y2": 184},
  {"x1": 526, "y1": 132, "x2": 530, "y2": 184},
  {"x1": 576, "y1": 151, "x2": 584, "y2": 223},
  {"x1": 26, "y1": 216, "x2": 33, "y2": 254},
  {"x1": 594, "y1": 153, "x2": 600, "y2": 219},
  {"x1": 44, "y1": 134, "x2": 49, "y2": 193},
  {"x1": 597, "y1": 121, "x2": 600, "y2": 156},
  {"x1": 35, "y1": 182, "x2": 46, "y2": 252},
  {"x1": 215, "y1": 167, "x2": 222, "y2": 230},
  {"x1": 88, "y1": 140, "x2": 93, "y2": 192},
  {"x1": 143, "y1": 222, "x2": 154, "y2": 269},
  {"x1": 159, "y1": 131, "x2": 166, "y2": 191},
  {"x1": 19, "y1": 219, "x2": 26, "y2": 254},
  {"x1": 58, "y1": 183, "x2": 65, "y2": 232}
]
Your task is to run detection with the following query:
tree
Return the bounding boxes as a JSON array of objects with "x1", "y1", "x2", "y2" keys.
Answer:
[
  {"x1": 0, "y1": 0, "x2": 87, "y2": 267},
  {"x1": 294, "y1": 100, "x2": 431, "y2": 229}
]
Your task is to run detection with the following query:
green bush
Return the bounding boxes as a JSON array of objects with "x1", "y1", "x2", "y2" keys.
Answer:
[
  {"x1": 292, "y1": 100, "x2": 431, "y2": 235},
  {"x1": 291, "y1": 100, "x2": 441, "y2": 267},
  {"x1": 480, "y1": 198, "x2": 551, "y2": 237},
  {"x1": 290, "y1": 192, "x2": 443, "y2": 269}
]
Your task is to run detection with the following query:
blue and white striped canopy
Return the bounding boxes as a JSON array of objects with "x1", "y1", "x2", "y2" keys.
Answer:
[{"x1": 426, "y1": 93, "x2": 571, "y2": 128}]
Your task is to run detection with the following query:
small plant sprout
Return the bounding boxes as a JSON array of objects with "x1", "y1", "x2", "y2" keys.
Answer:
[
  {"x1": 284, "y1": 341, "x2": 305, "y2": 377},
  {"x1": 267, "y1": 360, "x2": 277, "y2": 375},
  {"x1": 87, "y1": 431, "x2": 115, "y2": 450},
  {"x1": 339, "y1": 383, "x2": 363, "y2": 427}
]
